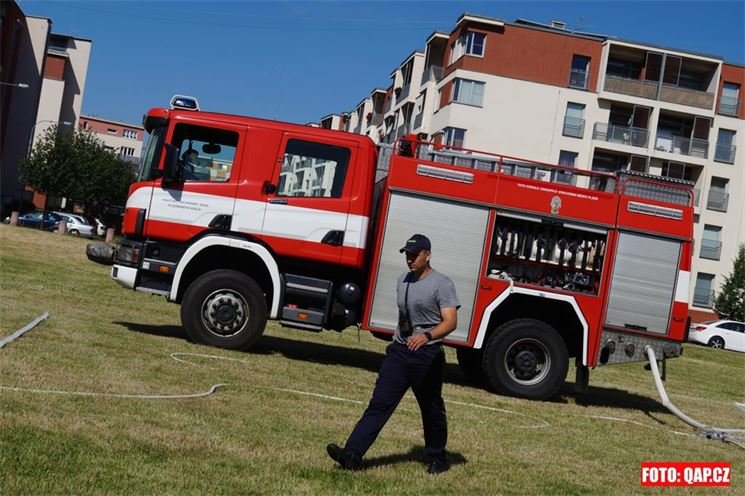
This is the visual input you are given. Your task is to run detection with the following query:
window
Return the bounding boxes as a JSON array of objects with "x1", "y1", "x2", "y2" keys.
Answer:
[
  {"x1": 661, "y1": 161, "x2": 693, "y2": 181},
  {"x1": 443, "y1": 127, "x2": 466, "y2": 148},
  {"x1": 556, "y1": 150, "x2": 577, "y2": 184},
  {"x1": 123, "y1": 129, "x2": 138, "y2": 139},
  {"x1": 120, "y1": 146, "x2": 135, "y2": 157},
  {"x1": 707, "y1": 177, "x2": 729, "y2": 212},
  {"x1": 450, "y1": 31, "x2": 486, "y2": 63},
  {"x1": 563, "y1": 102, "x2": 585, "y2": 138},
  {"x1": 82, "y1": 121, "x2": 89, "y2": 129},
  {"x1": 700, "y1": 225, "x2": 722, "y2": 260},
  {"x1": 569, "y1": 55, "x2": 590, "y2": 89},
  {"x1": 171, "y1": 123, "x2": 238, "y2": 182},
  {"x1": 714, "y1": 128, "x2": 736, "y2": 163},
  {"x1": 720, "y1": 82, "x2": 740, "y2": 116},
  {"x1": 107, "y1": 128, "x2": 117, "y2": 135},
  {"x1": 452, "y1": 79, "x2": 485, "y2": 106},
  {"x1": 278, "y1": 139, "x2": 350, "y2": 198},
  {"x1": 693, "y1": 273, "x2": 715, "y2": 308}
]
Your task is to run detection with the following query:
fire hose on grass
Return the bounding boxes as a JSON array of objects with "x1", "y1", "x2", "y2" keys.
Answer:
[{"x1": 645, "y1": 346, "x2": 745, "y2": 449}]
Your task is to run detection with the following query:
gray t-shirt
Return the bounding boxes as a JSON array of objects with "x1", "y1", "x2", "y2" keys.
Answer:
[{"x1": 394, "y1": 268, "x2": 460, "y2": 345}]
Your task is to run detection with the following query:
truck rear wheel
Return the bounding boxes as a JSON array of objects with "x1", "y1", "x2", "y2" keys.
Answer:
[
  {"x1": 483, "y1": 318, "x2": 568, "y2": 400},
  {"x1": 456, "y1": 347, "x2": 486, "y2": 384},
  {"x1": 181, "y1": 269, "x2": 267, "y2": 351}
]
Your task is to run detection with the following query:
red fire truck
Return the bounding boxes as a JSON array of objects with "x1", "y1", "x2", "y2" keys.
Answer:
[{"x1": 102, "y1": 96, "x2": 694, "y2": 400}]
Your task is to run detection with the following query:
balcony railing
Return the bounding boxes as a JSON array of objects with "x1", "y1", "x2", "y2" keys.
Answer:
[
  {"x1": 413, "y1": 112, "x2": 423, "y2": 130},
  {"x1": 714, "y1": 142, "x2": 737, "y2": 163},
  {"x1": 706, "y1": 190, "x2": 729, "y2": 212},
  {"x1": 720, "y1": 95, "x2": 739, "y2": 116},
  {"x1": 659, "y1": 84, "x2": 715, "y2": 110},
  {"x1": 398, "y1": 83, "x2": 411, "y2": 103},
  {"x1": 604, "y1": 75, "x2": 658, "y2": 99},
  {"x1": 592, "y1": 122, "x2": 649, "y2": 148},
  {"x1": 368, "y1": 113, "x2": 383, "y2": 126},
  {"x1": 420, "y1": 65, "x2": 443, "y2": 85},
  {"x1": 700, "y1": 239, "x2": 722, "y2": 260},
  {"x1": 563, "y1": 116, "x2": 585, "y2": 138},
  {"x1": 569, "y1": 69, "x2": 588, "y2": 89},
  {"x1": 383, "y1": 98, "x2": 393, "y2": 114},
  {"x1": 603, "y1": 76, "x2": 715, "y2": 110},
  {"x1": 654, "y1": 135, "x2": 709, "y2": 159},
  {"x1": 693, "y1": 289, "x2": 715, "y2": 308}
]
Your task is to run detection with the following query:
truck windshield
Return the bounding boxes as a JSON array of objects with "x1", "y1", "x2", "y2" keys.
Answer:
[{"x1": 137, "y1": 126, "x2": 166, "y2": 182}]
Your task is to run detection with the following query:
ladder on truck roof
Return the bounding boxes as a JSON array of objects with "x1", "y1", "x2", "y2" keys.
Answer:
[{"x1": 376, "y1": 139, "x2": 694, "y2": 208}]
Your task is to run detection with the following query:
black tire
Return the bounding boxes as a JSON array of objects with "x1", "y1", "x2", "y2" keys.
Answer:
[
  {"x1": 456, "y1": 347, "x2": 486, "y2": 384},
  {"x1": 708, "y1": 336, "x2": 725, "y2": 349},
  {"x1": 370, "y1": 331, "x2": 393, "y2": 342},
  {"x1": 483, "y1": 318, "x2": 568, "y2": 400},
  {"x1": 69, "y1": 229, "x2": 79, "y2": 235},
  {"x1": 180, "y1": 269, "x2": 267, "y2": 350}
]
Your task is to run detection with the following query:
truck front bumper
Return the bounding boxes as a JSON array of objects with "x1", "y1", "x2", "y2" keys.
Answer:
[{"x1": 112, "y1": 264, "x2": 138, "y2": 289}]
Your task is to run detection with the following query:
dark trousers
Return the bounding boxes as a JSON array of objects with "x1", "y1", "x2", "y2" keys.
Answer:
[{"x1": 345, "y1": 342, "x2": 447, "y2": 462}]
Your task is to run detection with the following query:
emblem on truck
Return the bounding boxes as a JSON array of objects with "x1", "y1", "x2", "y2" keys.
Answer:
[{"x1": 550, "y1": 195, "x2": 562, "y2": 215}]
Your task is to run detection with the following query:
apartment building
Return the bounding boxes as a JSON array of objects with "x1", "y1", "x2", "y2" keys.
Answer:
[
  {"x1": 79, "y1": 115, "x2": 144, "y2": 165},
  {"x1": 330, "y1": 13, "x2": 744, "y2": 321}
]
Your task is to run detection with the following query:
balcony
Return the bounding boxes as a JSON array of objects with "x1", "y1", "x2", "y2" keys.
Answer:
[
  {"x1": 706, "y1": 190, "x2": 729, "y2": 212},
  {"x1": 398, "y1": 83, "x2": 412, "y2": 103},
  {"x1": 700, "y1": 239, "x2": 722, "y2": 260},
  {"x1": 367, "y1": 113, "x2": 383, "y2": 127},
  {"x1": 562, "y1": 116, "x2": 585, "y2": 138},
  {"x1": 383, "y1": 98, "x2": 393, "y2": 114},
  {"x1": 714, "y1": 142, "x2": 737, "y2": 163},
  {"x1": 693, "y1": 289, "x2": 715, "y2": 308},
  {"x1": 659, "y1": 84, "x2": 715, "y2": 110},
  {"x1": 604, "y1": 75, "x2": 658, "y2": 99},
  {"x1": 569, "y1": 69, "x2": 588, "y2": 89},
  {"x1": 420, "y1": 65, "x2": 443, "y2": 85},
  {"x1": 413, "y1": 112, "x2": 423, "y2": 130},
  {"x1": 603, "y1": 76, "x2": 715, "y2": 110},
  {"x1": 654, "y1": 135, "x2": 709, "y2": 159},
  {"x1": 720, "y1": 95, "x2": 739, "y2": 116},
  {"x1": 592, "y1": 122, "x2": 649, "y2": 148},
  {"x1": 693, "y1": 188, "x2": 701, "y2": 207}
]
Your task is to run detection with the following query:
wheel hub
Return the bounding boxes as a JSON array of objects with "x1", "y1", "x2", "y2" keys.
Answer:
[
  {"x1": 504, "y1": 338, "x2": 551, "y2": 386},
  {"x1": 514, "y1": 350, "x2": 538, "y2": 379},
  {"x1": 201, "y1": 290, "x2": 249, "y2": 337}
]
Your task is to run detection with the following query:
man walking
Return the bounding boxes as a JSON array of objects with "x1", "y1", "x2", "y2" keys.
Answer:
[{"x1": 327, "y1": 234, "x2": 460, "y2": 474}]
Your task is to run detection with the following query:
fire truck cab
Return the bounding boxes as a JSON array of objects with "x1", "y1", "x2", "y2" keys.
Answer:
[{"x1": 109, "y1": 96, "x2": 694, "y2": 400}]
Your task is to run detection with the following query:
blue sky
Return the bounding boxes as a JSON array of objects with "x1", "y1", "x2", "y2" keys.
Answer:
[{"x1": 18, "y1": 1, "x2": 745, "y2": 127}]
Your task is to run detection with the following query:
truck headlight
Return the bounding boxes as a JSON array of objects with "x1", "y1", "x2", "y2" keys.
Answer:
[{"x1": 115, "y1": 244, "x2": 142, "y2": 265}]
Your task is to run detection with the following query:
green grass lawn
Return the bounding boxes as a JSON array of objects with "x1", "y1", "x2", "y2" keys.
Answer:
[{"x1": 0, "y1": 224, "x2": 743, "y2": 495}]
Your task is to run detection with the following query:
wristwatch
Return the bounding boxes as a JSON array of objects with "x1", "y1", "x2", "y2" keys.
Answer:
[{"x1": 424, "y1": 331, "x2": 433, "y2": 341}]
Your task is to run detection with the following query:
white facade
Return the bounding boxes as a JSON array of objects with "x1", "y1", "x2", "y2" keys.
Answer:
[{"x1": 329, "y1": 14, "x2": 745, "y2": 317}]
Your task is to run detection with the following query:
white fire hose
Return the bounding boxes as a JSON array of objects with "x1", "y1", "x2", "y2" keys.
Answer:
[{"x1": 645, "y1": 346, "x2": 745, "y2": 449}]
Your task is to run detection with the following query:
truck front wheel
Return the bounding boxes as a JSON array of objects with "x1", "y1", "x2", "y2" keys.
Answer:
[
  {"x1": 181, "y1": 269, "x2": 267, "y2": 350},
  {"x1": 483, "y1": 319, "x2": 568, "y2": 400}
]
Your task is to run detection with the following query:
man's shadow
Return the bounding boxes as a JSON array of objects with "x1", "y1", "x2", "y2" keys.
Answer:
[
  {"x1": 114, "y1": 321, "x2": 670, "y2": 414},
  {"x1": 358, "y1": 446, "x2": 467, "y2": 471}
]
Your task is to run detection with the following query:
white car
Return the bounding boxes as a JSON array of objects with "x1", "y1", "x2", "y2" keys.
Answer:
[
  {"x1": 688, "y1": 320, "x2": 745, "y2": 352},
  {"x1": 53, "y1": 212, "x2": 95, "y2": 237},
  {"x1": 92, "y1": 217, "x2": 107, "y2": 236}
]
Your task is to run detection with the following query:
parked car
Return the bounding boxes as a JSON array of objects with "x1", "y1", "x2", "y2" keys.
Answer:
[
  {"x1": 53, "y1": 212, "x2": 95, "y2": 237},
  {"x1": 688, "y1": 320, "x2": 745, "y2": 352},
  {"x1": 13, "y1": 211, "x2": 61, "y2": 230},
  {"x1": 92, "y1": 217, "x2": 107, "y2": 236}
]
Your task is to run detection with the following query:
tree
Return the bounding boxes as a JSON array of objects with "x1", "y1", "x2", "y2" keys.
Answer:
[
  {"x1": 19, "y1": 125, "x2": 135, "y2": 209},
  {"x1": 714, "y1": 243, "x2": 745, "y2": 321}
]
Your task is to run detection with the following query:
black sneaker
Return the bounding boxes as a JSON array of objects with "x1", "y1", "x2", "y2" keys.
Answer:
[
  {"x1": 326, "y1": 443, "x2": 362, "y2": 470},
  {"x1": 427, "y1": 459, "x2": 450, "y2": 475}
]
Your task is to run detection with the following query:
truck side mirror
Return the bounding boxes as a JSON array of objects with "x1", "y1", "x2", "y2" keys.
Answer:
[{"x1": 163, "y1": 143, "x2": 182, "y2": 183}]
